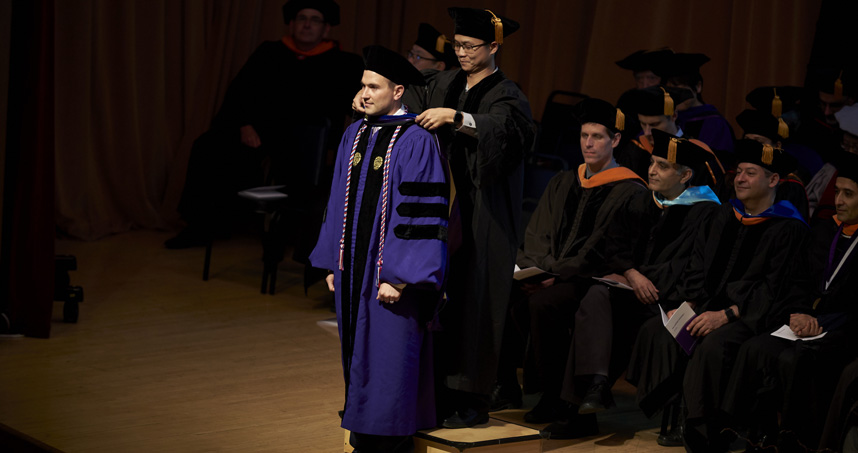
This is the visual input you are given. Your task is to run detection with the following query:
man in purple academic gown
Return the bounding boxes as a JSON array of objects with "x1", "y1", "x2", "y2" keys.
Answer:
[{"x1": 310, "y1": 45, "x2": 448, "y2": 453}]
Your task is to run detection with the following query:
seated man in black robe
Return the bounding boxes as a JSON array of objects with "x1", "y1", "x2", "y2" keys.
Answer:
[
  {"x1": 507, "y1": 99, "x2": 647, "y2": 433},
  {"x1": 616, "y1": 130, "x2": 722, "y2": 446},
  {"x1": 166, "y1": 0, "x2": 363, "y2": 250},
  {"x1": 722, "y1": 152, "x2": 858, "y2": 451},
  {"x1": 624, "y1": 139, "x2": 808, "y2": 452},
  {"x1": 676, "y1": 140, "x2": 808, "y2": 452}
]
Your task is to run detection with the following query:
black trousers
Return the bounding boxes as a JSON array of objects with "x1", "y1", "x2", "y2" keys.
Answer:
[
  {"x1": 724, "y1": 330, "x2": 855, "y2": 449},
  {"x1": 529, "y1": 279, "x2": 612, "y2": 399}
]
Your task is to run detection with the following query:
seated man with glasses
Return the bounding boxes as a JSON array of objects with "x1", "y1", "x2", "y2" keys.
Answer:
[
  {"x1": 414, "y1": 7, "x2": 535, "y2": 429},
  {"x1": 166, "y1": 0, "x2": 363, "y2": 253},
  {"x1": 400, "y1": 22, "x2": 459, "y2": 113}
]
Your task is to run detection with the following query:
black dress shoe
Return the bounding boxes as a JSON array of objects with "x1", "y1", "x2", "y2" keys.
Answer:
[
  {"x1": 657, "y1": 423, "x2": 684, "y2": 447},
  {"x1": 540, "y1": 413, "x2": 599, "y2": 440},
  {"x1": 523, "y1": 395, "x2": 564, "y2": 424},
  {"x1": 442, "y1": 408, "x2": 489, "y2": 429},
  {"x1": 489, "y1": 383, "x2": 523, "y2": 412},
  {"x1": 578, "y1": 383, "x2": 615, "y2": 414}
]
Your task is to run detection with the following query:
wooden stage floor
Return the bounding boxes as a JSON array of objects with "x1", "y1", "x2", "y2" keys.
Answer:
[{"x1": 0, "y1": 230, "x2": 672, "y2": 452}]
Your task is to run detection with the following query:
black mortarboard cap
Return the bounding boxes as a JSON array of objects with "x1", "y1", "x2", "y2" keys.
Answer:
[
  {"x1": 654, "y1": 52, "x2": 710, "y2": 79},
  {"x1": 651, "y1": 129, "x2": 710, "y2": 169},
  {"x1": 574, "y1": 98, "x2": 625, "y2": 133},
  {"x1": 736, "y1": 109, "x2": 784, "y2": 142},
  {"x1": 282, "y1": 0, "x2": 340, "y2": 26},
  {"x1": 448, "y1": 7, "x2": 519, "y2": 45},
  {"x1": 631, "y1": 85, "x2": 694, "y2": 116},
  {"x1": 615, "y1": 47, "x2": 674, "y2": 73},
  {"x1": 807, "y1": 66, "x2": 854, "y2": 97},
  {"x1": 415, "y1": 23, "x2": 457, "y2": 67},
  {"x1": 734, "y1": 139, "x2": 794, "y2": 177},
  {"x1": 835, "y1": 151, "x2": 858, "y2": 184},
  {"x1": 363, "y1": 45, "x2": 426, "y2": 87},
  {"x1": 745, "y1": 86, "x2": 803, "y2": 116}
]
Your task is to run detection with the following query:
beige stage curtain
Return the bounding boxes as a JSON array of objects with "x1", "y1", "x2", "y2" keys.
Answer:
[{"x1": 51, "y1": 0, "x2": 821, "y2": 240}]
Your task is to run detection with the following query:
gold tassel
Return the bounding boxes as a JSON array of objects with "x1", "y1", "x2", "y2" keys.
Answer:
[
  {"x1": 661, "y1": 87, "x2": 674, "y2": 116},
  {"x1": 762, "y1": 144, "x2": 774, "y2": 165},
  {"x1": 615, "y1": 108, "x2": 625, "y2": 131},
  {"x1": 777, "y1": 117, "x2": 789, "y2": 139},
  {"x1": 436, "y1": 34, "x2": 448, "y2": 54},
  {"x1": 668, "y1": 138, "x2": 679, "y2": 163},
  {"x1": 485, "y1": 9, "x2": 503, "y2": 45},
  {"x1": 771, "y1": 87, "x2": 782, "y2": 118},
  {"x1": 835, "y1": 71, "x2": 844, "y2": 98}
]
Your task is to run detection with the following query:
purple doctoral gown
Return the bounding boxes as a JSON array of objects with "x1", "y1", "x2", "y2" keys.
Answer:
[{"x1": 309, "y1": 116, "x2": 448, "y2": 436}]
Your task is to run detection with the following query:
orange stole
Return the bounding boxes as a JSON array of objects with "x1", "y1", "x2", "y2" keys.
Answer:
[
  {"x1": 834, "y1": 217, "x2": 858, "y2": 237},
  {"x1": 577, "y1": 164, "x2": 645, "y2": 189},
  {"x1": 282, "y1": 36, "x2": 336, "y2": 57},
  {"x1": 733, "y1": 206, "x2": 769, "y2": 225}
]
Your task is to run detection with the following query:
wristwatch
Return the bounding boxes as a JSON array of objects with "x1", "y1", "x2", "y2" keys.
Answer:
[
  {"x1": 724, "y1": 307, "x2": 738, "y2": 323},
  {"x1": 453, "y1": 110, "x2": 463, "y2": 129}
]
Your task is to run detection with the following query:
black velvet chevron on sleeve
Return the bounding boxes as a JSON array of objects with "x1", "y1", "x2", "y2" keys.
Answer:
[
  {"x1": 398, "y1": 181, "x2": 449, "y2": 198},
  {"x1": 393, "y1": 224, "x2": 447, "y2": 241},
  {"x1": 396, "y1": 202, "x2": 449, "y2": 219}
]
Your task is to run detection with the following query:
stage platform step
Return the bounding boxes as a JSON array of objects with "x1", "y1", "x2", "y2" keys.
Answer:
[{"x1": 344, "y1": 417, "x2": 544, "y2": 453}]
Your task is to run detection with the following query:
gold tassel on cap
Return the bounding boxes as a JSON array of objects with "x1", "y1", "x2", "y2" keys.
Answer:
[
  {"x1": 777, "y1": 117, "x2": 790, "y2": 139},
  {"x1": 661, "y1": 87, "x2": 674, "y2": 116},
  {"x1": 771, "y1": 87, "x2": 783, "y2": 118},
  {"x1": 485, "y1": 9, "x2": 503, "y2": 45},
  {"x1": 762, "y1": 144, "x2": 774, "y2": 165},
  {"x1": 615, "y1": 108, "x2": 625, "y2": 131},
  {"x1": 668, "y1": 138, "x2": 679, "y2": 163},
  {"x1": 436, "y1": 34, "x2": 448, "y2": 54},
  {"x1": 835, "y1": 71, "x2": 844, "y2": 98}
]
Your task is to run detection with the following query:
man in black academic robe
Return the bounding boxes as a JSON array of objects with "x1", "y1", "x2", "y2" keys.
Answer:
[
  {"x1": 670, "y1": 140, "x2": 808, "y2": 452},
  {"x1": 167, "y1": 0, "x2": 363, "y2": 252},
  {"x1": 399, "y1": 22, "x2": 458, "y2": 114},
  {"x1": 722, "y1": 152, "x2": 858, "y2": 451},
  {"x1": 504, "y1": 99, "x2": 647, "y2": 435},
  {"x1": 414, "y1": 7, "x2": 535, "y2": 429}
]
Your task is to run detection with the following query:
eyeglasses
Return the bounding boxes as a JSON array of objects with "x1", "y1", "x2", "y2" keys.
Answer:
[
  {"x1": 452, "y1": 41, "x2": 487, "y2": 52},
  {"x1": 407, "y1": 51, "x2": 439, "y2": 62},
  {"x1": 294, "y1": 15, "x2": 325, "y2": 25}
]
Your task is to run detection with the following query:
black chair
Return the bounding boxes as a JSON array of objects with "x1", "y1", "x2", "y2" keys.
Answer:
[
  {"x1": 202, "y1": 119, "x2": 331, "y2": 295},
  {"x1": 536, "y1": 90, "x2": 589, "y2": 169}
]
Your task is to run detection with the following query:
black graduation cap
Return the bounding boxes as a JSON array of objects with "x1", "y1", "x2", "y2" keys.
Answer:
[
  {"x1": 414, "y1": 23, "x2": 457, "y2": 67},
  {"x1": 835, "y1": 151, "x2": 858, "y2": 185},
  {"x1": 573, "y1": 98, "x2": 625, "y2": 133},
  {"x1": 448, "y1": 7, "x2": 520, "y2": 45},
  {"x1": 654, "y1": 52, "x2": 710, "y2": 79},
  {"x1": 807, "y1": 66, "x2": 854, "y2": 97},
  {"x1": 734, "y1": 139, "x2": 794, "y2": 177},
  {"x1": 630, "y1": 86, "x2": 694, "y2": 116},
  {"x1": 651, "y1": 129, "x2": 710, "y2": 169},
  {"x1": 615, "y1": 48, "x2": 674, "y2": 73},
  {"x1": 363, "y1": 45, "x2": 426, "y2": 87},
  {"x1": 745, "y1": 86, "x2": 803, "y2": 116},
  {"x1": 282, "y1": 0, "x2": 340, "y2": 26},
  {"x1": 736, "y1": 109, "x2": 784, "y2": 142}
]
